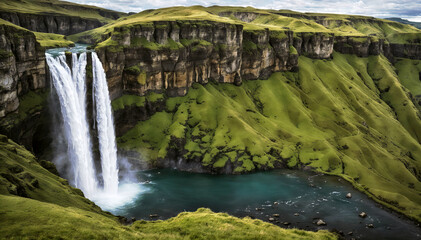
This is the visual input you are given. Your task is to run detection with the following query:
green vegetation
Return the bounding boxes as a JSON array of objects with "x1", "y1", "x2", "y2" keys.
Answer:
[
  {"x1": 34, "y1": 32, "x2": 75, "y2": 48},
  {"x1": 395, "y1": 59, "x2": 421, "y2": 97},
  {"x1": 0, "y1": 90, "x2": 48, "y2": 132},
  {"x1": 386, "y1": 18, "x2": 421, "y2": 30},
  {"x1": 112, "y1": 92, "x2": 165, "y2": 111},
  {"x1": 0, "y1": 134, "x2": 335, "y2": 239},
  {"x1": 118, "y1": 52, "x2": 421, "y2": 222},
  {"x1": 0, "y1": 134, "x2": 104, "y2": 213},
  {"x1": 0, "y1": 0, "x2": 126, "y2": 23}
]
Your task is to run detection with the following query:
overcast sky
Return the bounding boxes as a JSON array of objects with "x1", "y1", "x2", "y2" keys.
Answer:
[{"x1": 71, "y1": 0, "x2": 421, "y2": 22}]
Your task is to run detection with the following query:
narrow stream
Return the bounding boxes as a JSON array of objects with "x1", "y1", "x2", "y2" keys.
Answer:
[{"x1": 108, "y1": 169, "x2": 420, "y2": 240}]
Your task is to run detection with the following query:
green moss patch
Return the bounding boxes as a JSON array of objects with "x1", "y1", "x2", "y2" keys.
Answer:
[{"x1": 34, "y1": 32, "x2": 74, "y2": 48}]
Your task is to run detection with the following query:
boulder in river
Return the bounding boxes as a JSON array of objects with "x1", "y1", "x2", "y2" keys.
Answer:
[
  {"x1": 346, "y1": 193, "x2": 352, "y2": 198},
  {"x1": 359, "y1": 212, "x2": 367, "y2": 218},
  {"x1": 316, "y1": 219, "x2": 326, "y2": 226},
  {"x1": 273, "y1": 214, "x2": 280, "y2": 217}
]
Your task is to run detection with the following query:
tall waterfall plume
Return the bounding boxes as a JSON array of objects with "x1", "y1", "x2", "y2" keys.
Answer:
[
  {"x1": 46, "y1": 51, "x2": 120, "y2": 198},
  {"x1": 46, "y1": 53, "x2": 98, "y2": 197},
  {"x1": 92, "y1": 52, "x2": 119, "y2": 194}
]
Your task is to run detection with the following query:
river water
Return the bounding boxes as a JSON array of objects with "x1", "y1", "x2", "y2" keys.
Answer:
[{"x1": 107, "y1": 169, "x2": 420, "y2": 240}]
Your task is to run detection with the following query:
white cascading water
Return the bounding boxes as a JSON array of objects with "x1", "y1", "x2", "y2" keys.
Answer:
[
  {"x1": 92, "y1": 52, "x2": 119, "y2": 194},
  {"x1": 46, "y1": 50, "x2": 139, "y2": 210},
  {"x1": 46, "y1": 53, "x2": 98, "y2": 198}
]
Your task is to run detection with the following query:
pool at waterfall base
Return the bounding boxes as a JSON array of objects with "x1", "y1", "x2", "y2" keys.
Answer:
[{"x1": 95, "y1": 169, "x2": 421, "y2": 240}]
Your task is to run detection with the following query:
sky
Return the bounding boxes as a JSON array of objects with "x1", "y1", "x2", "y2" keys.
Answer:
[{"x1": 70, "y1": 0, "x2": 421, "y2": 22}]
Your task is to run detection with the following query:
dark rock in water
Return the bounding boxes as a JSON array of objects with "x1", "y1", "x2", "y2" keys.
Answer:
[
  {"x1": 268, "y1": 217, "x2": 275, "y2": 221},
  {"x1": 149, "y1": 214, "x2": 159, "y2": 218},
  {"x1": 367, "y1": 223, "x2": 374, "y2": 228},
  {"x1": 255, "y1": 207, "x2": 263, "y2": 211},
  {"x1": 273, "y1": 201, "x2": 279, "y2": 205},
  {"x1": 348, "y1": 231, "x2": 353, "y2": 235},
  {"x1": 283, "y1": 222, "x2": 291, "y2": 226},
  {"x1": 294, "y1": 213, "x2": 300, "y2": 216},
  {"x1": 316, "y1": 219, "x2": 326, "y2": 226},
  {"x1": 273, "y1": 214, "x2": 280, "y2": 217},
  {"x1": 359, "y1": 212, "x2": 367, "y2": 218},
  {"x1": 346, "y1": 193, "x2": 352, "y2": 198},
  {"x1": 331, "y1": 229, "x2": 344, "y2": 236},
  {"x1": 131, "y1": 217, "x2": 136, "y2": 222}
]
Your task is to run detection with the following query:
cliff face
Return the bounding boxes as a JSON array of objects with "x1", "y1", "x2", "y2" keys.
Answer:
[
  {"x1": 0, "y1": 12, "x2": 104, "y2": 35},
  {"x1": 0, "y1": 23, "x2": 47, "y2": 152},
  {"x1": 0, "y1": 24, "x2": 46, "y2": 117},
  {"x1": 96, "y1": 21, "x2": 337, "y2": 98}
]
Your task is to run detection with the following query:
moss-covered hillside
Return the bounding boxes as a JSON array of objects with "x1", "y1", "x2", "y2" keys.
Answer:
[
  {"x1": 115, "y1": 52, "x2": 421, "y2": 222},
  {"x1": 0, "y1": 134, "x2": 336, "y2": 239}
]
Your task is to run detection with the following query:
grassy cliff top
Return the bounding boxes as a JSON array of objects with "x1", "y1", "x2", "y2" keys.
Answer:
[
  {"x1": 69, "y1": 5, "x2": 421, "y2": 44},
  {"x1": 0, "y1": 18, "x2": 74, "y2": 48},
  {"x1": 0, "y1": 134, "x2": 337, "y2": 239},
  {"x1": 0, "y1": 0, "x2": 127, "y2": 23}
]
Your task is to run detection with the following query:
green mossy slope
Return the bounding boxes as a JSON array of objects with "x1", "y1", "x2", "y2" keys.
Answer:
[
  {"x1": 0, "y1": 135, "x2": 336, "y2": 239},
  {"x1": 34, "y1": 32, "x2": 75, "y2": 48},
  {"x1": 117, "y1": 52, "x2": 421, "y2": 222},
  {"x1": 394, "y1": 58, "x2": 421, "y2": 101},
  {"x1": 0, "y1": 134, "x2": 103, "y2": 213}
]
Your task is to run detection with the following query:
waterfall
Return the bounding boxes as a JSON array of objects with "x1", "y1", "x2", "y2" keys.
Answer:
[
  {"x1": 46, "y1": 53, "x2": 98, "y2": 198},
  {"x1": 46, "y1": 51, "x2": 120, "y2": 198},
  {"x1": 92, "y1": 52, "x2": 119, "y2": 194}
]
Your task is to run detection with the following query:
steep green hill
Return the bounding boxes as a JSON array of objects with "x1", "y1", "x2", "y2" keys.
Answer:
[
  {"x1": 386, "y1": 18, "x2": 421, "y2": 29},
  {"x1": 115, "y1": 52, "x2": 421, "y2": 222},
  {"x1": 0, "y1": 134, "x2": 336, "y2": 239}
]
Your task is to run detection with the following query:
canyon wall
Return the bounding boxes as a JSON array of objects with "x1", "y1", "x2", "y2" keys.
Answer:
[
  {"x1": 0, "y1": 24, "x2": 46, "y2": 117},
  {"x1": 96, "y1": 21, "x2": 337, "y2": 99},
  {"x1": 96, "y1": 20, "x2": 420, "y2": 100},
  {"x1": 0, "y1": 12, "x2": 104, "y2": 35},
  {"x1": 0, "y1": 23, "x2": 48, "y2": 151}
]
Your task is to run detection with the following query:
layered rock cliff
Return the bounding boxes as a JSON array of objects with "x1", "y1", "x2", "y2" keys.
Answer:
[
  {"x1": 0, "y1": 0, "x2": 127, "y2": 35},
  {"x1": 96, "y1": 21, "x2": 338, "y2": 99},
  {"x1": 95, "y1": 19, "x2": 421, "y2": 102},
  {"x1": 0, "y1": 22, "x2": 47, "y2": 151},
  {"x1": 0, "y1": 11, "x2": 104, "y2": 35}
]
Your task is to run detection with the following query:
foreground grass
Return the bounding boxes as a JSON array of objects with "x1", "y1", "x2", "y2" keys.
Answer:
[
  {"x1": 0, "y1": 135, "x2": 336, "y2": 239},
  {"x1": 0, "y1": 195, "x2": 336, "y2": 240},
  {"x1": 117, "y1": 52, "x2": 421, "y2": 222}
]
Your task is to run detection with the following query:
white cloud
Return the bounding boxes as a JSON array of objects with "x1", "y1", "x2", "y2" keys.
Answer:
[{"x1": 68, "y1": 0, "x2": 421, "y2": 21}]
